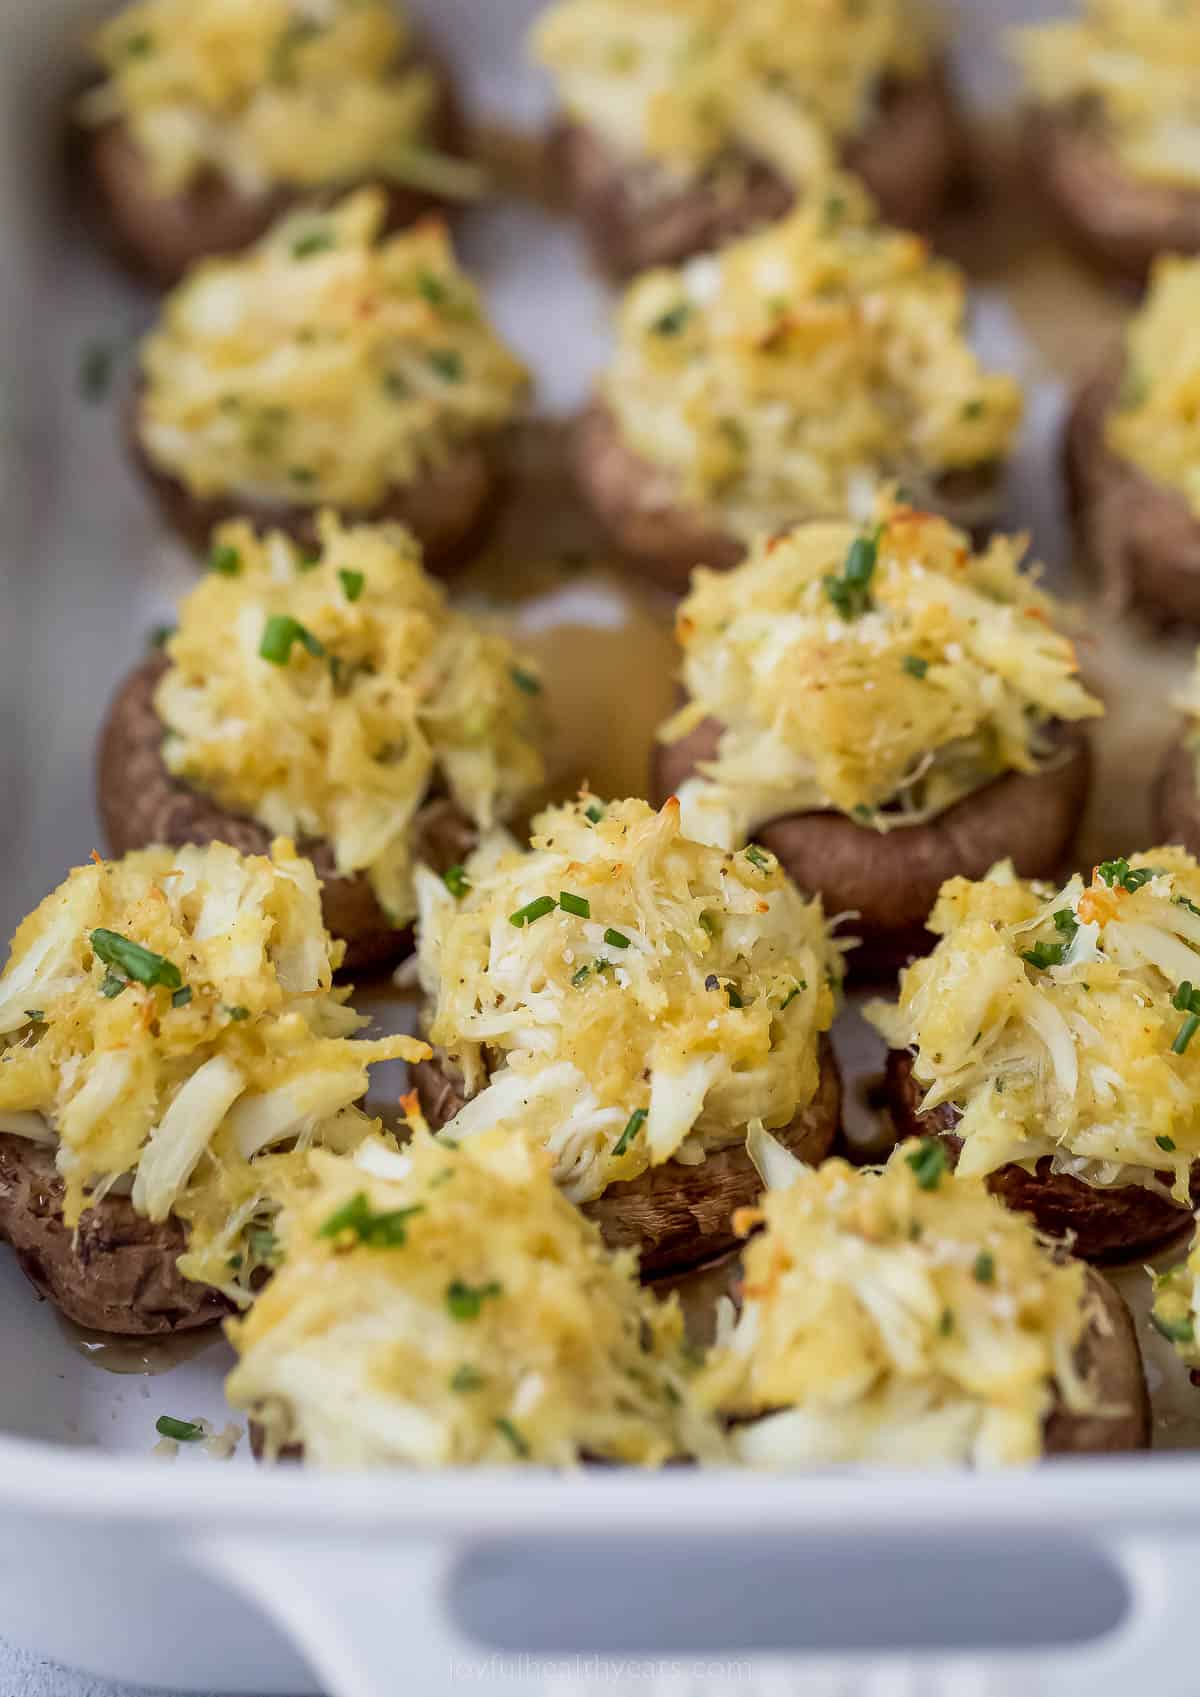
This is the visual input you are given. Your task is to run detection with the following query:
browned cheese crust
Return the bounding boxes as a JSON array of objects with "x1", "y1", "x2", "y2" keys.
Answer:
[
  {"x1": 80, "y1": 51, "x2": 463, "y2": 287},
  {"x1": 572, "y1": 400, "x2": 1003, "y2": 592},
  {"x1": 0, "y1": 1134, "x2": 227, "y2": 1336},
  {"x1": 885, "y1": 1047, "x2": 1193, "y2": 1264},
  {"x1": 1153, "y1": 732, "x2": 1200, "y2": 856},
  {"x1": 1065, "y1": 353, "x2": 1200, "y2": 626},
  {"x1": 553, "y1": 66, "x2": 964, "y2": 278},
  {"x1": 413, "y1": 1035, "x2": 842, "y2": 1278},
  {"x1": 1043, "y1": 1267, "x2": 1150, "y2": 1456},
  {"x1": 1026, "y1": 103, "x2": 1200, "y2": 287},
  {"x1": 127, "y1": 383, "x2": 506, "y2": 574},
  {"x1": 652, "y1": 717, "x2": 1092, "y2": 979},
  {"x1": 96, "y1": 656, "x2": 476, "y2": 972}
]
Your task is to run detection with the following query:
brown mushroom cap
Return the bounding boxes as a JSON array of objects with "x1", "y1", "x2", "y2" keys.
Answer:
[
  {"x1": 413, "y1": 1035, "x2": 842, "y2": 1278},
  {"x1": 1154, "y1": 732, "x2": 1200, "y2": 854},
  {"x1": 1065, "y1": 352, "x2": 1200, "y2": 625},
  {"x1": 0, "y1": 1134, "x2": 227, "y2": 1336},
  {"x1": 96, "y1": 655, "x2": 476, "y2": 972},
  {"x1": 1025, "y1": 103, "x2": 1200, "y2": 287},
  {"x1": 652, "y1": 716, "x2": 1092, "y2": 979},
  {"x1": 885, "y1": 1047, "x2": 1193, "y2": 1263},
  {"x1": 127, "y1": 381, "x2": 507, "y2": 574},
  {"x1": 79, "y1": 50, "x2": 463, "y2": 288},
  {"x1": 1043, "y1": 1268, "x2": 1150, "y2": 1456},
  {"x1": 572, "y1": 399, "x2": 1004, "y2": 594},
  {"x1": 553, "y1": 65, "x2": 963, "y2": 279}
]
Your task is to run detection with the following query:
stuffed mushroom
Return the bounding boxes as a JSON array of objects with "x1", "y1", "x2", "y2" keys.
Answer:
[
  {"x1": 695, "y1": 1134, "x2": 1148, "y2": 1465},
  {"x1": 226, "y1": 1123, "x2": 724, "y2": 1467},
  {"x1": 76, "y1": 0, "x2": 476, "y2": 286},
  {"x1": 867, "y1": 850, "x2": 1200, "y2": 1262},
  {"x1": 0, "y1": 839, "x2": 426, "y2": 1335},
  {"x1": 410, "y1": 795, "x2": 844, "y2": 1278},
  {"x1": 532, "y1": 0, "x2": 961, "y2": 277},
  {"x1": 1013, "y1": 1, "x2": 1200, "y2": 285},
  {"x1": 97, "y1": 514, "x2": 545, "y2": 972},
  {"x1": 572, "y1": 177, "x2": 1023, "y2": 590},
  {"x1": 1066, "y1": 257, "x2": 1200, "y2": 624},
  {"x1": 652, "y1": 504, "x2": 1101, "y2": 976},
  {"x1": 1155, "y1": 652, "x2": 1200, "y2": 852},
  {"x1": 129, "y1": 188, "x2": 529, "y2": 568}
]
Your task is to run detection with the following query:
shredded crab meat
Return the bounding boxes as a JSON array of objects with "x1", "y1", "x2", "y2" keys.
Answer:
[
  {"x1": 866, "y1": 849, "x2": 1200, "y2": 1203},
  {"x1": 414, "y1": 795, "x2": 841, "y2": 1201}
]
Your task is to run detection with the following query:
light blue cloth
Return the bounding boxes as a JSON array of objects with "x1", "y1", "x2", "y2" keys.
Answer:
[{"x1": 0, "y1": 1642, "x2": 227, "y2": 1697}]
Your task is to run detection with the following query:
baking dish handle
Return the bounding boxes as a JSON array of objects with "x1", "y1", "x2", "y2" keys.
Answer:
[{"x1": 196, "y1": 1529, "x2": 1200, "y2": 1697}]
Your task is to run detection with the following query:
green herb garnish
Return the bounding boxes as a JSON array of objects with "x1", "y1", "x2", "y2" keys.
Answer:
[
  {"x1": 451, "y1": 1365, "x2": 485, "y2": 1392},
  {"x1": 171, "y1": 986, "x2": 193, "y2": 1009},
  {"x1": 494, "y1": 1415, "x2": 530, "y2": 1457},
  {"x1": 1157, "y1": 1135, "x2": 1177, "y2": 1152},
  {"x1": 744, "y1": 845, "x2": 771, "y2": 870},
  {"x1": 779, "y1": 980, "x2": 806, "y2": 1010},
  {"x1": 338, "y1": 569, "x2": 365, "y2": 602},
  {"x1": 823, "y1": 526, "x2": 881, "y2": 621},
  {"x1": 428, "y1": 348, "x2": 464, "y2": 383},
  {"x1": 612, "y1": 1107, "x2": 647, "y2": 1158},
  {"x1": 99, "y1": 973, "x2": 128, "y2": 999},
  {"x1": 23, "y1": 1010, "x2": 43, "y2": 1024},
  {"x1": 1097, "y1": 858, "x2": 1163, "y2": 894},
  {"x1": 91, "y1": 929, "x2": 181, "y2": 992},
  {"x1": 446, "y1": 1279, "x2": 503, "y2": 1320},
  {"x1": 651, "y1": 303, "x2": 691, "y2": 336},
  {"x1": 259, "y1": 614, "x2": 325, "y2": 665},
  {"x1": 249, "y1": 1227, "x2": 281, "y2": 1265},
  {"x1": 208, "y1": 543, "x2": 241, "y2": 576},
  {"x1": 973, "y1": 1250, "x2": 995, "y2": 1285},
  {"x1": 906, "y1": 1137, "x2": 947, "y2": 1192},
  {"x1": 224, "y1": 1005, "x2": 250, "y2": 1021},
  {"x1": 510, "y1": 665, "x2": 541, "y2": 696},
  {"x1": 558, "y1": 891, "x2": 591, "y2": 919},
  {"x1": 318, "y1": 1193, "x2": 424, "y2": 1248},
  {"x1": 509, "y1": 896, "x2": 556, "y2": 928},
  {"x1": 571, "y1": 963, "x2": 592, "y2": 986},
  {"x1": 1152, "y1": 1312, "x2": 1196, "y2": 1346},
  {"x1": 155, "y1": 1415, "x2": 203, "y2": 1442},
  {"x1": 1173, "y1": 981, "x2": 1200, "y2": 1054},
  {"x1": 1022, "y1": 940, "x2": 1068, "y2": 970},
  {"x1": 903, "y1": 655, "x2": 928, "y2": 679},
  {"x1": 443, "y1": 865, "x2": 471, "y2": 899},
  {"x1": 603, "y1": 927, "x2": 630, "y2": 949},
  {"x1": 585, "y1": 802, "x2": 605, "y2": 823},
  {"x1": 291, "y1": 228, "x2": 334, "y2": 260}
]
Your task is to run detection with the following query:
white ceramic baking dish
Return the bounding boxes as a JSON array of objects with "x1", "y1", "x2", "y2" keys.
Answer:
[{"x1": 6, "y1": 1, "x2": 1200, "y2": 1691}]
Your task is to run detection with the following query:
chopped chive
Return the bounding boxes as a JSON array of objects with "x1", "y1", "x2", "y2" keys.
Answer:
[
  {"x1": 744, "y1": 845, "x2": 771, "y2": 870},
  {"x1": 1174, "y1": 1015, "x2": 1200, "y2": 1056},
  {"x1": 443, "y1": 865, "x2": 471, "y2": 899},
  {"x1": 571, "y1": 963, "x2": 591, "y2": 987},
  {"x1": 1178, "y1": 896, "x2": 1200, "y2": 918},
  {"x1": 91, "y1": 929, "x2": 182, "y2": 991},
  {"x1": 651, "y1": 302, "x2": 691, "y2": 336},
  {"x1": 291, "y1": 228, "x2": 334, "y2": 259},
  {"x1": 446, "y1": 1278, "x2": 502, "y2": 1320},
  {"x1": 906, "y1": 1137, "x2": 947, "y2": 1192},
  {"x1": 903, "y1": 655, "x2": 928, "y2": 679},
  {"x1": 451, "y1": 1365, "x2": 485, "y2": 1392},
  {"x1": 603, "y1": 927, "x2": 630, "y2": 949},
  {"x1": 1022, "y1": 940, "x2": 1067, "y2": 970},
  {"x1": 558, "y1": 891, "x2": 590, "y2": 919},
  {"x1": 318, "y1": 1192, "x2": 424, "y2": 1247},
  {"x1": 779, "y1": 979, "x2": 806, "y2": 1010},
  {"x1": 428, "y1": 348, "x2": 464, "y2": 382},
  {"x1": 208, "y1": 543, "x2": 241, "y2": 576},
  {"x1": 249, "y1": 1227, "x2": 280, "y2": 1265},
  {"x1": 155, "y1": 1415, "x2": 203, "y2": 1442},
  {"x1": 824, "y1": 526, "x2": 881, "y2": 621},
  {"x1": 494, "y1": 1415, "x2": 530, "y2": 1457},
  {"x1": 584, "y1": 802, "x2": 605, "y2": 823},
  {"x1": 1152, "y1": 1312, "x2": 1196, "y2": 1346},
  {"x1": 973, "y1": 1250, "x2": 995, "y2": 1284},
  {"x1": 509, "y1": 895, "x2": 556, "y2": 928},
  {"x1": 224, "y1": 1004, "x2": 250, "y2": 1021},
  {"x1": 510, "y1": 665, "x2": 541, "y2": 696},
  {"x1": 1157, "y1": 1135, "x2": 1177, "y2": 1152},
  {"x1": 99, "y1": 972, "x2": 128, "y2": 999},
  {"x1": 338, "y1": 569, "x2": 365, "y2": 602},
  {"x1": 171, "y1": 986, "x2": 193, "y2": 1009},
  {"x1": 259, "y1": 614, "x2": 325, "y2": 665},
  {"x1": 612, "y1": 1107, "x2": 647, "y2": 1158},
  {"x1": 23, "y1": 1010, "x2": 44, "y2": 1024}
]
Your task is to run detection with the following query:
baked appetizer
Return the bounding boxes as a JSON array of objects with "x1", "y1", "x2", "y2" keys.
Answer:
[
  {"x1": 226, "y1": 1124, "x2": 724, "y2": 1467},
  {"x1": 130, "y1": 188, "x2": 529, "y2": 567},
  {"x1": 76, "y1": 0, "x2": 474, "y2": 285},
  {"x1": 1014, "y1": 1, "x2": 1200, "y2": 283},
  {"x1": 573, "y1": 178, "x2": 1023, "y2": 589},
  {"x1": 696, "y1": 1134, "x2": 1148, "y2": 1465},
  {"x1": 98, "y1": 514, "x2": 545, "y2": 972},
  {"x1": 532, "y1": 0, "x2": 960, "y2": 277},
  {"x1": 653, "y1": 505, "x2": 1101, "y2": 976},
  {"x1": 868, "y1": 850, "x2": 1200, "y2": 1262},
  {"x1": 411, "y1": 795, "x2": 844, "y2": 1277},
  {"x1": 1067, "y1": 257, "x2": 1200, "y2": 624},
  {"x1": 0, "y1": 839, "x2": 424, "y2": 1335}
]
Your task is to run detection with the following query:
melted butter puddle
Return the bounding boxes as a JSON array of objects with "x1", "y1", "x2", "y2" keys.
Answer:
[{"x1": 55, "y1": 1312, "x2": 222, "y2": 1376}]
